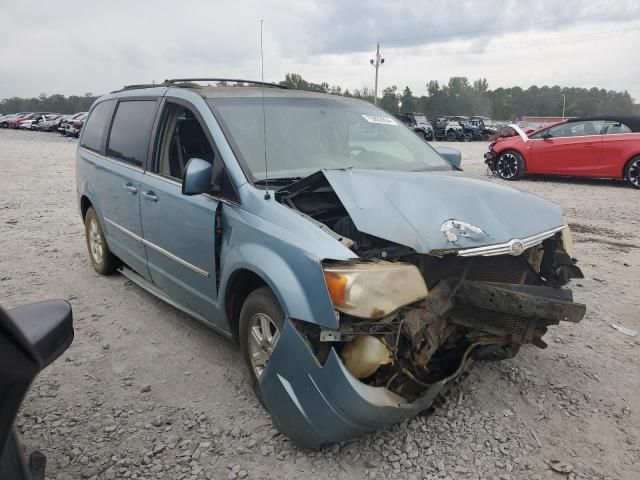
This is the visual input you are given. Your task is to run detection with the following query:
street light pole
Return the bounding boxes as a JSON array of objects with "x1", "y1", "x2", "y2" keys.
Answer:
[
  {"x1": 370, "y1": 42, "x2": 384, "y2": 105},
  {"x1": 562, "y1": 94, "x2": 566, "y2": 119}
]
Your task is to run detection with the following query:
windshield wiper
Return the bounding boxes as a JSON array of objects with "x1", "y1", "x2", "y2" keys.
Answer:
[{"x1": 254, "y1": 176, "x2": 303, "y2": 186}]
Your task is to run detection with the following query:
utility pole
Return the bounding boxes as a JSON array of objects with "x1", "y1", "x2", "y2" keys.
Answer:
[
  {"x1": 561, "y1": 94, "x2": 566, "y2": 118},
  {"x1": 370, "y1": 42, "x2": 384, "y2": 105}
]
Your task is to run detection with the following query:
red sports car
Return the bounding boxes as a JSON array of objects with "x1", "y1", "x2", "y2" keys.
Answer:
[{"x1": 485, "y1": 116, "x2": 640, "y2": 189}]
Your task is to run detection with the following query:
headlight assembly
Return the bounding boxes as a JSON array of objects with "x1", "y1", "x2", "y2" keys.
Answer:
[{"x1": 323, "y1": 261, "x2": 428, "y2": 319}]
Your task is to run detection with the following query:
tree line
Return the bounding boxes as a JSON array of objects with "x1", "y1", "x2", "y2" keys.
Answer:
[
  {"x1": 2, "y1": 75, "x2": 637, "y2": 120},
  {"x1": 0, "y1": 93, "x2": 98, "y2": 115},
  {"x1": 278, "y1": 73, "x2": 638, "y2": 120}
]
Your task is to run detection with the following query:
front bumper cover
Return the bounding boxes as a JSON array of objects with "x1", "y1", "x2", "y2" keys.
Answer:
[
  {"x1": 260, "y1": 319, "x2": 473, "y2": 448},
  {"x1": 260, "y1": 281, "x2": 585, "y2": 448}
]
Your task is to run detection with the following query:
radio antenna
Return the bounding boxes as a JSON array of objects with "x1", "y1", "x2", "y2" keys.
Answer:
[{"x1": 260, "y1": 19, "x2": 271, "y2": 200}]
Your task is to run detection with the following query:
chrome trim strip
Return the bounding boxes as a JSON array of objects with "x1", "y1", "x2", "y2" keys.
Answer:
[
  {"x1": 118, "y1": 266, "x2": 231, "y2": 339},
  {"x1": 104, "y1": 217, "x2": 142, "y2": 242},
  {"x1": 457, "y1": 225, "x2": 566, "y2": 257},
  {"x1": 141, "y1": 238, "x2": 210, "y2": 278},
  {"x1": 104, "y1": 217, "x2": 210, "y2": 277},
  {"x1": 144, "y1": 170, "x2": 181, "y2": 186}
]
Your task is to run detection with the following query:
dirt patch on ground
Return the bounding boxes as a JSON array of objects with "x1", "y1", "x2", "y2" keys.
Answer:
[{"x1": 2, "y1": 132, "x2": 639, "y2": 480}]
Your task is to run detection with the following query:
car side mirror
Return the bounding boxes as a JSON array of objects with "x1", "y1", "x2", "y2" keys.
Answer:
[
  {"x1": 182, "y1": 158, "x2": 214, "y2": 196},
  {"x1": 542, "y1": 132, "x2": 552, "y2": 139},
  {"x1": 435, "y1": 146, "x2": 462, "y2": 169},
  {"x1": 0, "y1": 300, "x2": 73, "y2": 454}
]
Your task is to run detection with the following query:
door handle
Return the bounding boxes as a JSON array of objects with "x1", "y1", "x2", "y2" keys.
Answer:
[
  {"x1": 123, "y1": 183, "x2": 138, "y2": 194},
  {"x1": 142, "y1": 190, "x2": 158, "y2": 202}
]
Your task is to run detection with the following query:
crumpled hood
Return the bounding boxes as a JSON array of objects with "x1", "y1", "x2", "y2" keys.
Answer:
[{"x1": 322, "y1": 169, "x2": 563, "y2": 254}]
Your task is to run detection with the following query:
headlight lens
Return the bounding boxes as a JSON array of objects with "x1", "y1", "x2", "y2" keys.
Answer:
[{"x1": 323, "y1": 261, "x2": 428, "y2": 319}]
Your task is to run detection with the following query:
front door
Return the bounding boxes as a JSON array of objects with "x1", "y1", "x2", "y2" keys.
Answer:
[
  {"x1": 139, "y1": 100, "x2": 220, "y2": 322},
  {"x1": 528, "y1": 120, "x2": 603, "y2": 176}
]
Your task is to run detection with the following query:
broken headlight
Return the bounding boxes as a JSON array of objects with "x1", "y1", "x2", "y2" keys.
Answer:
[{"x1": 323, "y1": 261, "x2": 428, "y2": 319}]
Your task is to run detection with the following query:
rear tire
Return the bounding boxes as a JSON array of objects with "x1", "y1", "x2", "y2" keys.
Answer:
[
  {"x1": 624, "y1": 155, "x2": 640, "y2": 189},
  {"x1": 496, "y1": 150, "x2": 525, "y2": 180},
  {"x1": 239, "y1": 287, "x2": 285, "y2": 406},
  {"x1": 84, "y1": 207, "x2": 117, "y2": 275},
  {"x1": 445, "y1": 131, "x2": 456, "y2": 142}
]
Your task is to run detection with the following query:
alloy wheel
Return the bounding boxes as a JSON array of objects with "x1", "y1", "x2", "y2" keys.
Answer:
[
  {"x1": 88, "y1": 217, "x2": 104, "y2": 265},
  {"x1": 497, "y1": 153, "x2": 519, "y2": 179},
  {"x1": 247, "y1": 313, "x2": 281, "y2": 377},
  {"x1": 629, "y1": 158, "x2": 640, "y2": 187}
]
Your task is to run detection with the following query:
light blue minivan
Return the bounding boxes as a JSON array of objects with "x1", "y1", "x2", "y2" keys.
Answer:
[{"x1": 76, "y1": 79, "x2": 585, "y2": 447}]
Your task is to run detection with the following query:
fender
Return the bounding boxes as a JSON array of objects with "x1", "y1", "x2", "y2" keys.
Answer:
[{"x1": 219, "y1": 241, "x2": 339, "y2": 330}]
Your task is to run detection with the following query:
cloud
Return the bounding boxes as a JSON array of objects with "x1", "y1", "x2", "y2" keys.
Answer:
[{"x1": 0, "y1": 0, "x2": 639, "y2": 101}]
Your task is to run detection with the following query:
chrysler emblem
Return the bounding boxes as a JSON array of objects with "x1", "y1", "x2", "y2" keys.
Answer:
[{"x1": 509, "y1": 240, "x2": 525, "y2": 256}]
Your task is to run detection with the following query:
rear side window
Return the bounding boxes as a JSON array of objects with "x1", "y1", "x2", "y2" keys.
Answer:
[
  {"x1": 106, "y1": 100, "x2": 157, "y2": 167},
  {"x1": 80, "y1": 100, "x2": 115, "y2": 152}
]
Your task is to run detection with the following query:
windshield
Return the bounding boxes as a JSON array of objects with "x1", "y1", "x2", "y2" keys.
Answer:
[{"x1": 208, "y1": 96, "x2": 451, "y2": 181}]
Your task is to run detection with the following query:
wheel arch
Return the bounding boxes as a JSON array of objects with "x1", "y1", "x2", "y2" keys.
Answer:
[
  {"x1": 223, "y1": 268, "x2": 269, "y2": 341},
  {"x1": 80, "y1": 195, "x2": 93, "y2": 221}
]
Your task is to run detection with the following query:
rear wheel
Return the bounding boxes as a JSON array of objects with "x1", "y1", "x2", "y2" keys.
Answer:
[
  {"x1": 496, "y1": 150, "x2": 525, "y2": 180},
  {"x1": 239, "y1": 287, "x2": 284, "y2": 405},
  {"x1": 445, "y1": 130, "x2": 456, "y2": 142},
  {"x1": 84, "y1": 207, "x2": 117, "y2": 275},
  {"x1": 624, "y1": 155, "x2": 640, "y2": 189}
]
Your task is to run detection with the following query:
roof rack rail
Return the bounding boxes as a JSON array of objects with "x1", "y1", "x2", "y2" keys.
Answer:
[
  {"x1": 111, "y1": 83, "x2": 165, "y2": 93},
  {"x1": 163, "y1": 78, "x2": 289, "y2": 89}
]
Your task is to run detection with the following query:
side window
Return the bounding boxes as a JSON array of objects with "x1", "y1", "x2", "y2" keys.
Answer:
[
  {"x1": 546, "y1": 121, "x2": 603, "y2": 138},
  {"x1": 80, "y1": 100, "x2": 115, "y2": 152},
  {"x1": 604, "y1": 121, "x2": 632, "y2": 134},
  {"x1": 154, "y1": 103, "x2": 215, "y2": 181},
  {"x1": 106, "y1": 100, "x2": 157, "y2": 167}
]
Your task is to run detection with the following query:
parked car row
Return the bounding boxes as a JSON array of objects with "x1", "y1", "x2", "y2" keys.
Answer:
[
  {"x1": 0, "y1": 111, "x2": 87, "y2": 137},
  {"x1": 393, "y1": 113, "x2": 501, "y2": 142}
]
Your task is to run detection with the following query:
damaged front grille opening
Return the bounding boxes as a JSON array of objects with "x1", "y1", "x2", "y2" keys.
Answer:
[{"x1": 281, "y1": 171, "x2": 585, "y2": 403}]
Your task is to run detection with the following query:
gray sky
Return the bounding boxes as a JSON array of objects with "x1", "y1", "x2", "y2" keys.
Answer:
[{"x1": 1, "y1": 0, "x2": 639, "y2": 100}]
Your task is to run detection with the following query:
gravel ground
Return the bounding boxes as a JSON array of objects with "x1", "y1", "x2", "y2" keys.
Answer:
[{"x1": 1, "y1": 129, "x2": 639, "y2": 480}]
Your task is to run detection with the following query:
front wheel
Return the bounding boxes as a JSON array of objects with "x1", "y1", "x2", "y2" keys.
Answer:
[
  {"x1": 84, "y1": 207, "x2": 117, "y2": 275},
  {"x1": 624, "y1": 155, "x2": 640, "y2": 189},
  {"x1": 239, "y1": 287, "x2": 284, "y2": 405},
  {"x1": 445, "y1": 131, "x2": 456, "y2": 142},
  {"x1": 496, "y1": 150, "x2": 525, "y2": 180}
]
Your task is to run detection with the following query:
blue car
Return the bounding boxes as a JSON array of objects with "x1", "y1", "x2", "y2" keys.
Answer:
[{"x1": 76, "y1": 78, "x2": 585, "y2": 448}]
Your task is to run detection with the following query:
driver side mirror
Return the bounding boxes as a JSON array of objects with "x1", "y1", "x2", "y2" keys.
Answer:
[
  {"x1": 542, "y1": 132, "x2": 553, "y2": 139},
  {"x1": 435, "y1": 146, "x2": 462, "y2": 169},
  {"x1": 182, "y1": 158, "x2": 218, "y2": 196}
]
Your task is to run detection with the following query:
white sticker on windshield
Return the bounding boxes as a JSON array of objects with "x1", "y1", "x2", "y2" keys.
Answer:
[{"x1": 362, "y1": 114, "x2": 397, "y2": 125}]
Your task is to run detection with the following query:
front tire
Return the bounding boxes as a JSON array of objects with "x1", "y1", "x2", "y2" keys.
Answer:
[
  {"x1": 624, "y1": 155, "x2": 640, "y2": 189},
  {"x1": 239, "y1": 287, "x2": 284, "y2": 405},
  {"x1": 84, "y1": 207, "x2": 117, "y2": 275},
  {"x1": 496, "y1": 150, "x2": 525, "y2": 180},
  {"x1": 445, "y1": 131, "x2": 456, "y2": 142}
]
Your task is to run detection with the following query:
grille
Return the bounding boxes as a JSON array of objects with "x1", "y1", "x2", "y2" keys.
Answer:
[{"x1": 419, "y1": 253, "x2": 539, "y2": 289}]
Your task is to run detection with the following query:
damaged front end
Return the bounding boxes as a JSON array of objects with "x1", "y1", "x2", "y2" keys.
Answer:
[{"x1": 273, "y1": 169, "x2": 585, "y2": 422}]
